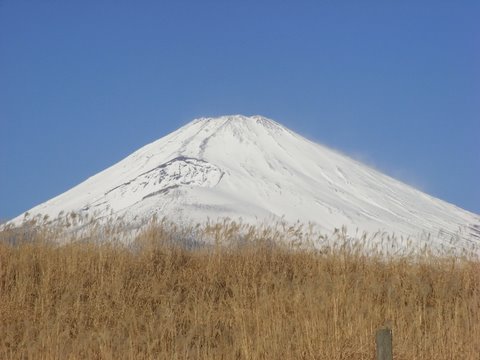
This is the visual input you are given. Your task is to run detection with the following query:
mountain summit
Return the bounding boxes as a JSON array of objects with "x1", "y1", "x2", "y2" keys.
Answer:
[{"x1": 10, "y1": 115, "x2": 479, "y2": 246}]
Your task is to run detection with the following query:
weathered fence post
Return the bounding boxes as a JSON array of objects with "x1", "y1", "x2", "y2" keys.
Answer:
[{"x1": 375, "y1": 326, "x2": 393, "y2": 360}]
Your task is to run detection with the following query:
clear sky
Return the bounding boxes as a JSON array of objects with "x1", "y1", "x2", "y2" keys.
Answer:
[{"x1": 0, "y1": 0, "x2": 479, "y2": 220}]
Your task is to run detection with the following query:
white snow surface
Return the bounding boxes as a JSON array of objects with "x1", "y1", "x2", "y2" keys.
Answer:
[{"x1": 9, "y1": 115, "x2": 480, "y2": 249}]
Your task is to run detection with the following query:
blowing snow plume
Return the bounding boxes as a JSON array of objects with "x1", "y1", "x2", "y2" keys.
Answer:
[{"x1": 7, "y1": 115, "x2": 480, "y2": 251}]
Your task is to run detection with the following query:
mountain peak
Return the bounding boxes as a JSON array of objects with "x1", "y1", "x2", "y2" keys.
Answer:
[
  {"x1": 8, "y1": 115, "x2": 479, "y2": 251},
  {"x1": 195, "y1": 114, "x2": 270, "y2": 122},
  {"x1": 190, "y1": 115, "x2": 286, "y2": 132}
]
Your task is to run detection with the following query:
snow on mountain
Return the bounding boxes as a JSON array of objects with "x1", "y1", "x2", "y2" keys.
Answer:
[{"x1": 8, "y1": 115, "x2": 480, "y2": 249}]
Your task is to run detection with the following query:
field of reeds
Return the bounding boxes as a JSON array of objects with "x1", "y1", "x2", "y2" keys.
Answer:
[{"x1": 0, "y1": 220, "x2": 479, "y2": 359}]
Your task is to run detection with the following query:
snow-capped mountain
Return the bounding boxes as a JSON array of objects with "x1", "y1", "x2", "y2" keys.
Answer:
[{"x1": 9, "y1": 115, "x2": 480, "y2": 248}]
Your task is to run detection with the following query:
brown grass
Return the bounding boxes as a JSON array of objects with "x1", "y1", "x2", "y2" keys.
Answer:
[{"x1": 0, "y1": 222, "x2": 479, "y2": 359}]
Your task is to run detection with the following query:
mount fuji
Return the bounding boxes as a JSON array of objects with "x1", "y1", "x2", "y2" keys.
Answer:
[{"x1": 8, "y1": 115, "x2": 480, "y2": 248}]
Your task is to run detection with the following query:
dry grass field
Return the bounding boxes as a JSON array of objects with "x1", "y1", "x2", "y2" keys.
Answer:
[{"x1": 0, "y1": 221, "x2": 479, "y2": 359}]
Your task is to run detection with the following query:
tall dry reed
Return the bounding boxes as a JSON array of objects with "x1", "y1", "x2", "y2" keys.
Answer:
[{"x1": 0, "y1": 221, "x2": 478, "y2": 359}]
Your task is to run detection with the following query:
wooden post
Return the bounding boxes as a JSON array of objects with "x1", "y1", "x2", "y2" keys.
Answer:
[{"x1": 376, "y1": 327, "x2": 393, "y2": 360}]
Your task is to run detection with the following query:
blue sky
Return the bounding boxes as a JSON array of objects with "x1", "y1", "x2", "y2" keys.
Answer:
[{"x1": 0, "y1": 0, "x2": 479, "y2": 220}]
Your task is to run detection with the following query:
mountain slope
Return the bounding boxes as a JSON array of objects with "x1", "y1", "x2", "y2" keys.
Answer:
[{"x1": 9, "y1": 115, "x2": 479, "y2": 248}]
